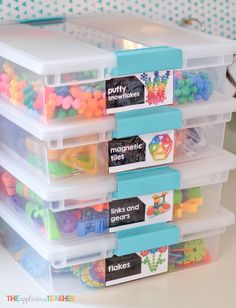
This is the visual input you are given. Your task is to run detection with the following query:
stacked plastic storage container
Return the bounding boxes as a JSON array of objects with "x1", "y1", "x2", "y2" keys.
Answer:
[{"x1": 0, "y1": 14, "x2": 236, "y2": 293}]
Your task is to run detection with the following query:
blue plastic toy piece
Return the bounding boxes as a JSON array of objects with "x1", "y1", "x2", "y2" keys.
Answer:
[
  {"x1": 20, "y1": 247, "x2": 48, "y2": 278},
  {"x1": 76, "y1": 208, "x2": 108, "y2": 237}
]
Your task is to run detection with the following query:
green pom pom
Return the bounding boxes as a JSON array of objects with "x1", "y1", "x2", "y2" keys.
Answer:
[
  {"x1": 181, "y1": 87, "x2": 191, "y2": 97},
  {"x1": 67, "y1": 108, "x2": 77, "y2": 117},
  {"x1": 178, "y1": 97, "x2": 186, "y2": 104},
  {"x1": 200, "y1": 72, "x2": 208, "y2": 79},
  {"x1": 186, "y1": 78, "x2": 194, "y2": 86},
  {"x1": 191, "y1": 86, "x2": 198, "y2": 94},
  {"x1": 23, "y1": 85, "x2": 33, "y2": 95},
  {"x1": 55, "y1": 109, "x2": 67, "y2": 119},
  {"x1": 174, "y1": 89, "x2": 181, "y2": 97},
  {"x1": 187, "y1": 95, "x2": 194, "y2": 102},
  {"x1": 95, "y1": 83, "x2": 104, "y2": 91},
  {"x1": 177, "y1": 79, "x2": 185, "y2": 88},
  {"x1": 23, "y1": 95, "x2": 34, "y2": 107}
]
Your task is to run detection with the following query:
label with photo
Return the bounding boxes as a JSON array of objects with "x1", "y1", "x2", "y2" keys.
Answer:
[
  {"x1": 105, "y1": 246, "x2": 169, "y2": 286},
  {"x1": 106, "y1": 70, "x2": 173, "y2": 113},
  {"x1": 108, "y1": 130, "x2": 174, "y2": 173},
  {"x1": 109, "y1": 191, "x2": 173, "y2": 232}
]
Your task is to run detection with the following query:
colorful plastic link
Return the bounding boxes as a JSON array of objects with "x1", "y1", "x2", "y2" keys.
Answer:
[
  {"x1": 174, "y1": 187, "x2": 203, "y2": 218},
  {"x1": 71, "y1": 260, "x2": 105, "y2": 288},
  {"x1": 1, "y1": 171, "x2": 109, "y2": 241},
  {"x1": 5, "y1": 222, "x2": 212, "y2": 287},
  {"x1": 169, "y1": 239, "x2": 211, "y2": 271}
]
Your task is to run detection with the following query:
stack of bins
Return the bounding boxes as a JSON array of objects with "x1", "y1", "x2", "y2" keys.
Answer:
[{"x1": 0, "y1": 14, "x2": 236, "y2": 293}]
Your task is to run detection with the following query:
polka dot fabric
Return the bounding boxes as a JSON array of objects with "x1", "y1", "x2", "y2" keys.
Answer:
[
  {"x1": 123, "y1": 0, "x2": 236, "y2": 39},
  {"x1": 0, "y1": 0, "x2": 235, "y2": 39}
]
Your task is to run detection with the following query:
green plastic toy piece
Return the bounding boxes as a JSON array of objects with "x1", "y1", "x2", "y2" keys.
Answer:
[
  {"x1": 16, "y1": 182, "x2": 24, "y2": 196},
  {"x1": 27, "y1": 153, "x2": 44, "y2": 171},
  {"x1": 16, "y1": 182, "x2": 44, "y2": 206},
  {"x1": 48, "y1": 161, "x2": 75, "y2": 178},
  {"x1": 173, "y1": 190, "x2": 182, "y2": 205},
  {"x1": 25, "y1": 202, "x2": 60, "y2": 241},
  {"x1": 25, "y1": 201, "x2": 37, "y2": 217},
  {"x1": 186, "y1": 187, "x2": 202, "y2": 199},
  {"x1": 37, "y1": 209, "x2": 60, "y2": 241},
  {"x1": 174, "y1": 187, "x2": 202, "y2": 205},
  {"x1": 184, "y1": 239, "x2": 206, "y2": 262}
]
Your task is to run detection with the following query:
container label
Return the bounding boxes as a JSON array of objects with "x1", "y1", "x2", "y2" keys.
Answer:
[
  {"x1": 105, "y1": 247, "x2": 168, "y2": 286},
  {"x1": 108, "y1": 130, "x2": 174, "y2": 173},
  {"x1": 109, "y1": 191, "x2": 173, "y2": 232},
  {"x1": 106, "y1": 70, "x2": 173, "y2": 113},
  {"x1": 106, "y1": 254, "x2": 141, "y2": 282}
]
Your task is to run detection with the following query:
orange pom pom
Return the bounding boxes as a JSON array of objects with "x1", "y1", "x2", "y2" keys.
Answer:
[
  {"x1": 93, "y1": 90, "x2": 102, "y2": 100},
  {"x1": 94, "y1": 109, "x2": 103, "y2": 117},
  {"x1": 70, "y1": 86, "x2": 81, "y2": 98},
  {"x1": 84, "y1": 110, "x2": 93, "y2": 119}
]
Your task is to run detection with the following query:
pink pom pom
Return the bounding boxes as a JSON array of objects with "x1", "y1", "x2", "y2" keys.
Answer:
[
  {"x1": 56, "y1": 95, "x2": 63, "y2": 107},
  {"x1": 34, "y1": 94, "x2": 44, "y2": 110},
  {"x1": 3, "y1": 82, "x2": 9, "y2": 90},
  {"x1": 72, "y1": 98, "x2": 80, "y2": 110},
  {"x1": 62, "y1": 96, "x2": 73, "y2": 110},
  {"x1": 174, "y1": 71, "x2": 183, "y2": 79},
  {"x1": 0, "y1": 73, "x2": 10, "y2": 82},
  {"x1": 19, "y1": 80, "x2": 27, "y2": 89}
]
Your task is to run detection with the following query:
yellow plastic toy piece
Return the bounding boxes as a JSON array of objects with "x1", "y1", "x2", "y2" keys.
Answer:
[
  {"x1": 60, "y1": 144, "x2": 98, "y2": 174},
  {"x1": 25, "y1": 137, "x2": 44, "y2": 155},
  {"x1": 47, "y1": 149, "x2": 62, "y2": 161},
  {"x1": 174, "y1": 197, "x2": 203, "y2": 218}
]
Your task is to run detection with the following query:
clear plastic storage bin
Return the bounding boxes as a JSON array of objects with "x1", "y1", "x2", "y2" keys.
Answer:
[
  {"x1": 0, "y1": 91, "x2": 235, "y2": 182},
  {"x1": 0, "y1": 148, "x2": 235, "y2": 243},
  {"x1": 0, "y1": 14, "x2": 235, "y2": 124},
  {"x1": 0, "y1": 207, "x2": 233, "y2": 293}
]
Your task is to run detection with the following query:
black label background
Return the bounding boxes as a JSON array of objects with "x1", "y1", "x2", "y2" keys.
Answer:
[
  {"x1": 109, "y1": 197, "x2": 146, "y2": 228},
  {"x1": 106, "y1": 254, "x2": 142, "y2": 282},
  {"x1": 108, "y1": 136, "x2": 146, "y2": 167},
  {"x1": 106, "y1": 76, "x2": 144, "y2": 109}
]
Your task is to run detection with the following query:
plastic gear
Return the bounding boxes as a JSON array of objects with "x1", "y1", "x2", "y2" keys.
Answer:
[
  {"x1": 184, "y1": 239, "x2": 206, "y2": 262},
  {"x1": 71, "y1": 261, "x2": 105, "y2": 289}
]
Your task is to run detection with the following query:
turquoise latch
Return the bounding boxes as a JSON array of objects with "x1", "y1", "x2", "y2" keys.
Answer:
[
  {"x1": 112, "y1": 46, "x2": 183, "y2": 76},
  {"x1": 113, "y1": 166, "x2": 180, "y2": 200},
  {"x1": 20, "y1": 17, "x2": 65, "y2": 25},
  {"x1": 114, "y1": 222, "x2": 180, "y2": 256},
  {"x1": 112, "y1": 106, "x2": 182, "y2": 139}
]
